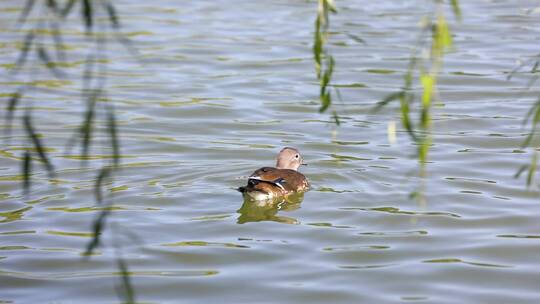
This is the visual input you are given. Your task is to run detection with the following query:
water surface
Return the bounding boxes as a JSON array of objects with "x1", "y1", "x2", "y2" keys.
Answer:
[{"x1": 1, "y1": 0, "x2": 540, "y2": 303}]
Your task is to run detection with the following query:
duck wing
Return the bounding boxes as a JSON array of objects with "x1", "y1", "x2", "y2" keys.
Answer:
[{"x1": 248, "y1": 167, "x2": 308, "y2": 193}]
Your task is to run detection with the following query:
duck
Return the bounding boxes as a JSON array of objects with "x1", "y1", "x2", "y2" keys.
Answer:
[{"x1": 238, "y1": 147, "x2": 309, "y2": 200}]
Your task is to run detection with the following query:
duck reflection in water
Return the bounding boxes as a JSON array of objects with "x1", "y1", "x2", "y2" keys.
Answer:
[{"x1": 237, "y1": 192, "x2": 304, "y2": 224}]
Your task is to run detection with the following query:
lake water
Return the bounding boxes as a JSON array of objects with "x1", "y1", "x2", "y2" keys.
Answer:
[{"x1": 1, "y1": 0, "x2": 540, "y2": 303}]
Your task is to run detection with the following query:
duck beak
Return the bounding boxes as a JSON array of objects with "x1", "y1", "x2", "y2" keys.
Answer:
[{"x1": 301, "y1": 162, "x2": 307, "y2": 166}]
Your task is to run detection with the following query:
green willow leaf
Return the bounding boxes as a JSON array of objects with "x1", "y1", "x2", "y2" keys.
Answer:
[
  {"x1": 531, "y1": 60, "x2": 539, "y2": 73},
  {"x1": 419, "y1": 141, "x2": 429, "y2": 165},
  {"x1": 450, "y1": 0, "x2": 462, "y2": 20},
  {"x1": 332, "y1": 111, "x2": 341, "y2": 126},
  {"x1": 433, "y1": 14, "x2": 452, "y2": 57},
  {"x1": 13, "y1": 31, "x2": 35, "y2": 73},
  {"x1": 82, "y1": 0, "x2": 93, "y2": 34},
  {"x1": 23, "y1": 114, "x2": 55, "y2": 177},
  {"x1": 102, "y1": 0, "x2": 120, "y2": 28},
  {"x1": 372, "y1": 91, "x2": 404, "y2": 113},
  {"x1": 345, "y1": 33, "x2": 366, "y2": 45},
  {"x1": 16, "y1": 0, "x2": 36, "y2": 26},
  {"x1": 61, "y1": 0, "x2": 76, "y2": 17},
  {"x1": 522, "y1": 133, "x2": 534, "y2": 150},
  {"x1": 107, "y1": 105, "x2": 120, "y2": 167},
  {"x1": 325, "y1": 0, "x2": 337, "y2": 13},
  {"x1": 115, "y1": 257, "x2": 136, "y2": 304},
  {"x1": 313, "y1": 17, "x2": 322, "y2": 78},
  {"x1": 420, "y1": 73, "x2": 434, "y2": 107},
  {"x1": 319, "y1": 91, "x2": 331, "y2": 113},
  {"x1": 95, "y1": 167, "x2": 111, "y2": 204},
  {"x1": 320, "y1": 56, "x2": 334, "y2": 92},
  {"x1": 438, "y1": 14, "x2": 453, "y2": 49},
  {"x1": 514, "y1": 164, "x2": 529, "y2": 179},
  {"x1": 400, "y1": 97, "x2": 417, "y2": 141},
  {"x1": 86, "y1": 166, "x2": 114, "y2": 256},
  {"x1": 522, "y1": 99, "x2": 540, "y2": 126},
  {"x1": 84, "y1": 209, "x2": 110, "y2": 256},
  {"x1": 37, "y1": 46, "x2": 64, "y2": 78},
  {"x1": 46, "y1": 0, "x2": 59, "y2": 14},
  {"x1": 65, "y1": 54, "x2": 96, "y2": 157},
  {"x1": 420, "y1": 107, "x2": 430, "y2": 131},
  {"x1": 81, "y1": 89, "x2": 101, "y2": 161},
  {"x1": 313, "y1": 0, "x2": 340, "y2": 123},
  {"x1": 527, "y1": 152, "x2": 537, "y2": 186},
  {"x1": 6, "y1": 90, "x2": 22, "y2": 128},
  {"x1": 23, "y1": 151, "x2": 31, "y2": 196},
  {"x1": 522, "y1": 104, "x2": 540, "y2": 148}
]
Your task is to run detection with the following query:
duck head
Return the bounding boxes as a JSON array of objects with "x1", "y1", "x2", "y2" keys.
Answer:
[{"x1": 275, "y1": 147, "x2": 304, "y2": 170}]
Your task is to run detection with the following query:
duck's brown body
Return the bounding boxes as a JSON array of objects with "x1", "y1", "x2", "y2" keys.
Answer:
[
  {"x1": 239, "y1": 148, "x2": 309, "y2": 200},
  {"x1": 240, "y1": 167, "x2": 309, "y2": 200}
]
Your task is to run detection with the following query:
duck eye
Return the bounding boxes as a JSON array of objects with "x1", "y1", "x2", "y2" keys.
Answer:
[{"x1": 295, "y1": 154, "x2": 299, "y2": 159}]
